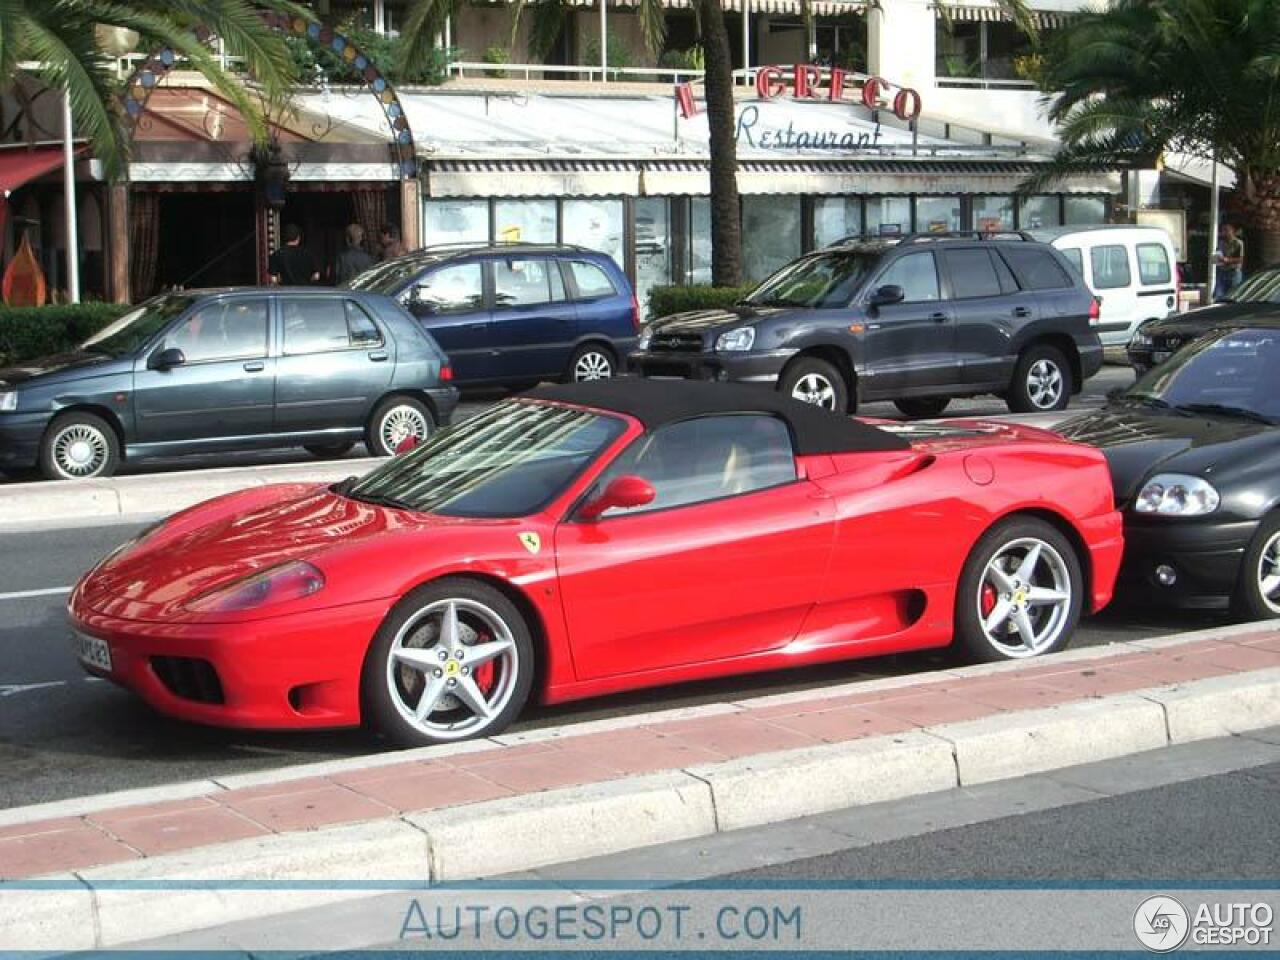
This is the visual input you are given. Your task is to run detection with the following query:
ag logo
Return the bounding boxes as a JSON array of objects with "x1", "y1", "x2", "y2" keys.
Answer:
[
  {"x1": 1134, "y1": 896, "x2": 1190, "y2": 952},
  {"x1": 518, "y1": 532, "x2": 541, "y2": 555}
]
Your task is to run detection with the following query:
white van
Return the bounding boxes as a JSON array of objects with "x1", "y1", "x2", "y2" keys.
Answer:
[{"x1": 1028, "y1": 226, "x2": 1180, "y2": 347}]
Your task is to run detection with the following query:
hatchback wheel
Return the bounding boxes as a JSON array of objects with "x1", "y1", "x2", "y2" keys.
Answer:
[
  {"x1": 566, "y1": 343, "x2": 616, "y2": 383},
  {"x1": 362, "y1": 579, "x2": 534, "y2": 745},
  {"x1": 39, "y1": 412, "x2": 121, "y2": 481},
  {"x1": 955, "y1": 517, "x2": 1083, "y2": 662},
  {"x1": 367, "y1": 396, "x2": 434, "y2": 457},
  {"x1": 1008, "y1": 345, "x2": 1072, "y2": 413},
  {"x1": 779, "y1": 357, "x2": 849, "y2": 413},
  {"x1": 1231, "y1": 514, "x2": 1280, "y2": 620}
]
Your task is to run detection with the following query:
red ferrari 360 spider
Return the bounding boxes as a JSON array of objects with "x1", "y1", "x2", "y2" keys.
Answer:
[{"x1": 70, "y1": 380, "x2": 1123, "y2": 745}]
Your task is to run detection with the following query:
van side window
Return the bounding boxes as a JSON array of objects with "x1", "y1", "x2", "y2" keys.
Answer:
[
  {"x1": 1090, "y1": 245, "x2": 1132, "y2": 289},
  {"x1": 494, "y1": 258, "x2": 561, "y2": 308},
  {"x1": 998, "y1": 248, "x2": 1073, "y2": 291},
  {"x1": 568, "y1": 261, "x2": 617, "y2": 300},
  {"x1": 1137, "y1": 243, "x2": 1172, "y2": 285},
  {"x1": 1060, "y1": 248, "x2": 1085, "y2": 278}
]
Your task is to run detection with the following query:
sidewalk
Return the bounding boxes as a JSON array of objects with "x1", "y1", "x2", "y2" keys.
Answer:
[{"x1": 3, "y1": 623, "x2": 1279, "y2": 948}]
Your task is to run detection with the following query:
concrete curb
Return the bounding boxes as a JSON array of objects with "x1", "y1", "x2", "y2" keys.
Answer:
[{"x1": 4, "y1": 666, "x2": 1280, "y2": 950}]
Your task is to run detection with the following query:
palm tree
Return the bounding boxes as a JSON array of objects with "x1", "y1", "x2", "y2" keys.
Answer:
[
  {"x1": 0, "y1": 0, "x2": 304, "y2": 179},
  {"x1": 1033, "y1": 0, "x2": 1280, "y2": 266}
]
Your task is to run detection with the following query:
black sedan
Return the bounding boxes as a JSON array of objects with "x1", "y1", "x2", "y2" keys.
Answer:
[
  {"x1": 1128, "y1": 266, "x2": 1280, "y2": 374},
  {"x1": 0, "y1": 288, "x2": 457, "y2": 480},
  {"x1": 1059, "y1": 320, "x2": 1280, "y2": 618}
]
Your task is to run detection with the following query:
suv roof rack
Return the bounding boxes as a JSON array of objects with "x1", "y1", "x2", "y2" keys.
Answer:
[
  {"x1": 406, "y1": 240, "x2": 591, "y2": 256},
  {"x1": 826, "y1": 230, "x2": 1037, "y2": 249}
]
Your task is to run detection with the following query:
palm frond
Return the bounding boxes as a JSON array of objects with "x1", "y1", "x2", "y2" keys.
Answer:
[{"x1": 397, "y1": 0, "x2": 453, "y2": 78}]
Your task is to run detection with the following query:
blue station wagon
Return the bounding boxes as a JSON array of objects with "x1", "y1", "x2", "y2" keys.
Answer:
[
  {"x1": 346, "y1": 243, "x2": 639, "y2": 387},
  {"x1": 0, "y1": 288, "x2": 458, "y2": 480}
]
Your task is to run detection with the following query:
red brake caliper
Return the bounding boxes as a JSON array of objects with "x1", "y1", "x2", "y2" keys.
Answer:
[
  {"x1": 981, "y1": 582, "x2": 997, "y2": 617},
  {"x1": 472, "y1": 631, "x2": 497, "y2": 693}
]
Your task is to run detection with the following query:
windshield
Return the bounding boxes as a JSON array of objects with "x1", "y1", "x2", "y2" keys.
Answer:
[
  {"x1": 743, "y1": 252, "x2": 877, "y2": 309},
  {"x1": 344, "y1": 258, "x2": 431, "y2": 294},
  {"x1": 1125, "y1": 327, "x2": 1280, "y2": 422},
  {"x1": 81, "y1": 294, "x2": 196, "y2": 357},
  {"x1": 343, "y1": 400, "x2": 627, "y2": 517},
  {"x1": 1224, "y1": 268, "x2": 1280, "y2": 303}
]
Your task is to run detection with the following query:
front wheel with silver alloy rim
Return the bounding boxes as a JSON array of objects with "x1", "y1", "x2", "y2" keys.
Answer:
[
  {"x1": 361, "y1": 578, "x2": 534, "y2": 745},
  {"x1": 39, "y1": 411, "x2": 121, "y2": 480},
  {"x1": 954, "y1": 516, "x2": 1083, "y2": 662},
  {"x1": 366, "y1": 396, "x2": 435, "y2": 457},
  {"x1": 778, "y1": 356, "x2": 849, "y2": 413},
  {"x1": 566, "y1": 343, "x2": 616, "y2": 383},
  {"x1": 1007, "y1": 344, "x2": 1073, "y2": 413},
  {"x1": 1231, "y1": 513, "x2": 1280, "y2": 620}
]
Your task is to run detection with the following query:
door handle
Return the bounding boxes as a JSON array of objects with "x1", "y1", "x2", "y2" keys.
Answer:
[
  {"x1": 368, "y1": 351, "x2": 389, "y2": 362},
  {"x1": 1013, "y1": 306, "x2": 1032, "y2": 318},
  {"x1": 929, "y1": 312, "x2": 948, "y2": 323},
  {"x1": 243, "y1": 360, "x2": 265, "y2": 372}
]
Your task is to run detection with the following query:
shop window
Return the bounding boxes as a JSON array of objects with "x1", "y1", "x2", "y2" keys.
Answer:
[
  {"x1": 1090, "y1": 245, "x2": 1132, "y2": 290},
  {"x1": 916, "y1": 197, "x2": 961, "y2": 233},
  {"x1": 1065, "y1": 196, "x2": 1108, "y2": 225},
  {"x1": 936, "y1": 22, "x2": 982, "y2": 79},
  {"x1": 876, "y1": 251, "x2": 940, "y2": 302},
  {"x1": 813, "y1": 197, "x2": 863, "y2": 248},
  {"x1": 1137, "y1": 243, "x2": 1172, "y2": 285},
  {"x1": 563, "y1": 199, "x2": 625, "y2": 268},
  {"x1": 494, "y1": 258, "x2": 563, "y2": 307},
  {"x1": 689, "y1": 197, "x2": 713, "y2": 285},
  {"x1": 974, "y1": 196, "x2": 1014, "y2": 232},
  {"x1": 423, "y1": 199, "x2": 488, "y2": 246},
  {"x1": 494, "y1": 199, "x2": 556, "y2": 244},
  {"x1": 743, "y1": 197, "x2": 801, "y2": 283},
  {"x1": 866, "y1": 197, "x2": 911, "y2": 237},
  {"x1": 1019, "y1": 195, "x2": 1061, "y2": 229},
  {"x1": 635, "y1": 197, "x2": 672, "y2": 318}
]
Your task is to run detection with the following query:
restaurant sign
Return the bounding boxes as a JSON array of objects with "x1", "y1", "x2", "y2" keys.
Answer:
[{"x1": 676, "y1": 66, "x2": 923, "y2": 123}]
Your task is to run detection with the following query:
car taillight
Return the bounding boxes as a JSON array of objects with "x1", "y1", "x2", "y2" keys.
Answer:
[
  {"x1": 439, "y1": 365, "x2": 453, "y2": 382},
  {"x1": 630, "y1": 294, "x2": 641, "y2": 333},
  {"x1": 1088, "y1": 298, "x2": 1101, "y2": 323}
]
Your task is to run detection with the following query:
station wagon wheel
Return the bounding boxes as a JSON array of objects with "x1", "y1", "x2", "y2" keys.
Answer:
[
  {"x1": 779, "y1": 356, "x2": 849, "y2": 413},
  {"x1": 955, "y1": 517, "x2": 1083, "y2": 662},
  {"x1": 362, "y1": 579, "x2": 534, "y2": 745},
  {"x1": 39, "y1": 412, "x2": 121, "y2": 481},
  {"x1": 566, "y1": 343, "x2": 616, "y2": 383},
  {"x1": 367, "y1": 396, "x2": 435, "y2": 457},
  {"x1": 1231, "y1": 514, "x2": 1280, "y2": 620},
  {"x1": 1008, "y1": 344, "x2": 1072, "y2": 413}
]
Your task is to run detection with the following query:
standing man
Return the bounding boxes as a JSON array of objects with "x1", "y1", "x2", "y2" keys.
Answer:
[
  {"x1": 268, "y1": 224, "x2": 320, "y2": 286},
  {"x1": 333, "y1": 223, "x2": 375, "y2": 286},
  {"x1": 1214, "y1": 223, "x2": 1245, "y2": 300},
  {"x1": 379, "y1": 224, "x2": 406, "y2": 260}
]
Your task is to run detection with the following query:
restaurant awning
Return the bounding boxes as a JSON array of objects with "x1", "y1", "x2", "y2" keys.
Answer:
[{"x1": 0, "y1": 145, "x2": 72, "y2": 198}]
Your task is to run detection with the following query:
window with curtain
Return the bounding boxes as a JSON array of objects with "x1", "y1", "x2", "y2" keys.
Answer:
[
  {"x1": 742, "y1": 196, "x2": 802, "y2": 283},
  {"x1": 635, "y1": 197, "x2": 672, "y2": 319},
  {"x1": 1019, "y1": 195, "x2": 1062, "y2": 229},
  {"x1": 813, "y1": 197, "x2": 862, "y2": 248},
  {"x1": 1065, "y1": 196, "x2": 1108, "y2": 225}
]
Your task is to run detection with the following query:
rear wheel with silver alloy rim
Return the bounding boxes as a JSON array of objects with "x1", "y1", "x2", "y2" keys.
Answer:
[
  {"x1": 779, "y1": 356, "x2": 849, "y2": 413},
  {"x1": 1231, "y1": 514, "x2": 1280, "y2": 620},
  {"x1": 39, "y1": 412, "x2": 121, "y2": 481},
  {"x1": 565, "y1": 343, "x2": 616, "y2": 383},
  {"x1": 367, "y1": 396, "x2": 435, "y2": 457},
  {"x1": 362, "y1": 578, "x2": 534, "y2": 745},
  {"x1": 1007, "y1": 344, "x2": 1073, "y2": 413},
  {"x1": 955, "y1": 516, "x2": 1083, "y2": 662}
]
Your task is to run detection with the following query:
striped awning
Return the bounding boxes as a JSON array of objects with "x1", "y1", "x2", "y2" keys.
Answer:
[
  {"x1": 561, "y1": 0, "x2": 869, "y2": 15},
  {"x1": 936, "y1": 3, "x2": 1075, "y2": 29}
]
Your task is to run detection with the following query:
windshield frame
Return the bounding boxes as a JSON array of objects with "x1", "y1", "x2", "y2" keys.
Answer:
[
  {"x1": 343, "y1": 257, "x2": 437, "y2": 295},
  {"x1": 342, "y1": 398, "x2": 635, "y2": 519},
  {"x1": 80, "y1": 293, "x2": 197, "y2": 358}
]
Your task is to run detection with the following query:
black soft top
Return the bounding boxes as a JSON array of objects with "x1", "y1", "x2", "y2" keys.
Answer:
[{"x1": 525, "y1": 380, "x2": 909, "y2": 455}]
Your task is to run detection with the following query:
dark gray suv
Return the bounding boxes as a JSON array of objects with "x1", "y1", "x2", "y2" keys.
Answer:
[
  {"x1": 0, "y1": 288, "x2": 457, "y2": 480},
  {"x1": 630, "y1": 233, "x2": 1104, "y2": 417}
]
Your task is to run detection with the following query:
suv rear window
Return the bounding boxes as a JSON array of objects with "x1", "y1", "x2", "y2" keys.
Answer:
[
  {"x1": 1136, "y1": 243, "x2": 1172, "y2": 285},
  {"x1": 999, "y1": 247, "x2": 1074, "y2": 291}
]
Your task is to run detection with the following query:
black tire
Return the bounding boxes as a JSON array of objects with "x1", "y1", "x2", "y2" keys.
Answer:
[
  {"x1": 361, "y1": 578, "x2": 535, "y2": 746},
  {"x1": 304, "y1": 442, "x2": 356, "y2": 459},
  {"x1": 564, "y1": 342, "x2": 617, "y2": 383},
  {"x1": 1007, "y1": 344, "x2": 1073, "y2": 413},
  {"x1": 954, "y1": 516, "x2": 1084, "y2": 663},
  {"x1": 894, "y1": 397, "x2": 950, "y2": 419},
  {"x1": 1230, "y1": 514, "x2": 1280, "y2": 621},
  {"x1": 366, "y1": 396, "x2": 435, "y2": 457},
  {"x1": 778, "y1": 356, "x2": 850, "y2": 413},
  {"x1": 38, "y1": 412, "x2": 121, "y2": 481}
]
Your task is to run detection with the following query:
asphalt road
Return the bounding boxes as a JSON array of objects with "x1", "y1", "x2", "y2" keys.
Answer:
[{"x1": 0, "y1": 492, "x2": 1230, "y2": 810}]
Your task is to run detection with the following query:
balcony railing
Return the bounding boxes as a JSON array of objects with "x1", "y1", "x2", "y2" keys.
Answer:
[
  {"x1": 446, "y1": 61, "x2": 706, "y2": 84},
  {"x1": 935, "y1": 77, "x2": 1037, "y2": 90}
]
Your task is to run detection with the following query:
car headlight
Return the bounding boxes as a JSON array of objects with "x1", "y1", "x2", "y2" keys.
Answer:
[
  {"x1": 715, "y1": 327, "x2": 756, "y2": 352},
  {"x1": 0, "y1": 391, "x2": 16, "y2": 412},
  {"x1": 1134, "y1": 474, "x2": 1220, "y2": 516},
  {"x1": 637, "y1": 326, "x2": 653, "y2": 351},
  {"x1": 186, "y1": 560, "x2": 325, "y2": 614}
]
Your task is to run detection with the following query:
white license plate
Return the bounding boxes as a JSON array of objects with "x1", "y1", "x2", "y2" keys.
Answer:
[
  {"x1": 1153, "y1": 351, "x2": 1172, "y2": 363},
  {"x1": 74, "y1": 632, "x2": 113, "y2": 673}
]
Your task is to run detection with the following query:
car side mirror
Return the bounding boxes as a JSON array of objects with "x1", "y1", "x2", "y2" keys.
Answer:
[
  {"x1": 869, "y1": 284, "x2": 905, "y2": 308},
  {"x1": 148, "y1": 347, "x2": 186, "y2": 371},
  {"x1": 578, "y1": 475, "x2": 656, "y2": 521}
]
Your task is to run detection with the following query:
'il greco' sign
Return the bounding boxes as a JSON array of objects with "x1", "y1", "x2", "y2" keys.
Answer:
[{"x1": 676, "y1": 66, "x2": 923, "y2": 122}]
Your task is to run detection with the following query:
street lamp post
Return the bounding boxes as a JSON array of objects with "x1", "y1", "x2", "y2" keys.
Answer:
[
  {"x1": 600, "y1": 0, "x2": 608, "y2": 82},
  {"x1": 62, "y1": 89, "x2": 80, "y2": 304},
  {"x1": 1208, "y1": 145, "x2": 1220, "y2": 304}
]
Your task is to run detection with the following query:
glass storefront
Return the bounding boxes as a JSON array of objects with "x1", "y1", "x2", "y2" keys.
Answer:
[
  {"x1": 634, "y1": 197, "x2": 672, "y2": 315},
  {"x1": 1065, "y1": 196, "x2": 1108, "y2": 225},
  {"x1": 866, "y1": 197, "x2": 911, "y2": 236},
  {"x1": 493, "y1": 199, "x2": 556, "y2": 244},
  {"x1": 915, "y1": 196, "x2": 962, "y2": 233},
  {"x1": 1019, "y1": 195, "x2": 1062, "y2": 230},
  {"x1": 813, "y1": 196, "x2": 862, "y2": 249},
  {"x1": 562, "y1": 199, "x2": 625, "y2": 266},
  {"x1": 974, "y1": 195, "x2": 1015, "y2": 232},
  {"x1": 422, "y1": 199, "x2": 488, "y2": 245},
  {"x1": 742, "y1": 196, "x2": 802, "y2": 283}
]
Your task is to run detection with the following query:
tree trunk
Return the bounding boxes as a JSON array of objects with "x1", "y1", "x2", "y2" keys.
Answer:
[
  {"x1": 1235, "y1": 171, "x2": 1280, "y2": 271},
  {"x1": 695, "y1": 0, "x2": 742, "y2": 287}
]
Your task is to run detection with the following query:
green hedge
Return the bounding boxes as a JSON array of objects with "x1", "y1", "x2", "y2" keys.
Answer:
[
  {"x1": 0, "y1": 303, "x2": 130, "y2": 365},
  {"x1": 647, "y1": 284, "x2": 757, "y2": 321}
]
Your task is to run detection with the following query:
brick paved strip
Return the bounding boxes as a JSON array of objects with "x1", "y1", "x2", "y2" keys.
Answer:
[{"x1": 2, "y1": 628, "x2": 1278, "y2": 884}]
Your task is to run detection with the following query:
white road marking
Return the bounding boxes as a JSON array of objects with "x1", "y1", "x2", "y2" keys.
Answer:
[
  {"x1": 0, "y1": 586, "x2": 71, "y2": 601},
  {"x1": 0, "y1": 681, "x2": 67, "y2": 698}
]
